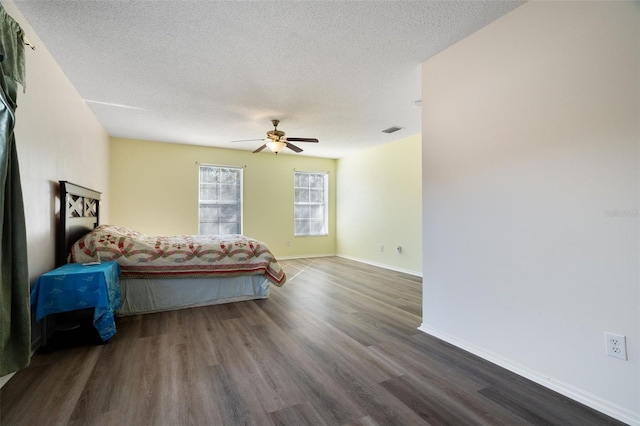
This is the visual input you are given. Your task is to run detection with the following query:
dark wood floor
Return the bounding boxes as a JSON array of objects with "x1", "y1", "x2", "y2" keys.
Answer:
[{"x1": 1, "y1": 257, "x2": 624, "y2": 425}]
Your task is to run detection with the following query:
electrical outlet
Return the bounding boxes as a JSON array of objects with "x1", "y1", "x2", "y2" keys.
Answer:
[
  {"x1": 286, "y1": 240, "x2": 291, "y2": 247},
  {"x1": 379, "y1": 244, "x2": 384, "y2": 253},
  {"x1": 605, "y1": 333, "x2": 627, "y2": 360}
]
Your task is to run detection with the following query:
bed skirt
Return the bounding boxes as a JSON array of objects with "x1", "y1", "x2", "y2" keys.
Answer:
[{"x1": 116, "y1": 275, "x2": 270, "y2": 316}]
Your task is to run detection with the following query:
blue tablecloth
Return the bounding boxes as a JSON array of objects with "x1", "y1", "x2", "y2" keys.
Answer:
[{"x1": 30, "y1": 262, "x2": 122, "y2": 341}]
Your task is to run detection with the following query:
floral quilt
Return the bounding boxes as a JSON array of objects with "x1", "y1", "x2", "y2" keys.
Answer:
[{"x1": 69, "y1": 225, "x2": 286, "y2": 286}]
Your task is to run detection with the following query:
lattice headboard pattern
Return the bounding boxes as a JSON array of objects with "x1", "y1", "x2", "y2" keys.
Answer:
[
  {"x1": 66, "y1": 192, "x2": 98, "y2": 218},
  {"x1": 57, "y1": 181, "x2": 102, "y2": 266}
]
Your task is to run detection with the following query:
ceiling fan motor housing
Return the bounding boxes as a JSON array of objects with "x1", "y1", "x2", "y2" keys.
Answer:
[{"x1": 267, "y1": 129, "x2": 286, "y2": 140}]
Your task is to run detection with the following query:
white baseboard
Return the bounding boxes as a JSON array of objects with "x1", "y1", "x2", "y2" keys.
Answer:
[
  {"x1": 337, "y1": 254, "x2": 422, "y2": 277},
  {"x1": 418, "y1": 324, "x2": 640, "y2": 426},
  {"x1": 277, "y1": 254, "x2": 423, "y2": 278},
  {"x1": 277, "y1": 253, "x2": 336, "y2": 260},
  {"x1": 0, "y1": 372, "x2": 16, "y2": 389}
]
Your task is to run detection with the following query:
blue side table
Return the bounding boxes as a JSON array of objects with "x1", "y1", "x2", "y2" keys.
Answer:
[{"x1": 30, "y1": 261, "x2": 122, "y2": 344}]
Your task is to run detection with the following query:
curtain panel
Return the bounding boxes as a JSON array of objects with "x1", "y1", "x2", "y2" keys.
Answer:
[{"x1": 0, "y1": 4, "x2": 30, "y2": 376}]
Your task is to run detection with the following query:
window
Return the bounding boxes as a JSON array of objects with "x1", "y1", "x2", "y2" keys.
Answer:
[
  {"x1": 294, "y1": 171, "x2": 328, "y2": 236},
  {"x1": 199, "y1": 165, "x2": 243, "y2": 235}
]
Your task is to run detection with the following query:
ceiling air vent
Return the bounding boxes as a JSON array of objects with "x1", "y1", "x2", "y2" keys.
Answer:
[{"x1": 382, "y1": 126, "x2": 403, "y2": 134}]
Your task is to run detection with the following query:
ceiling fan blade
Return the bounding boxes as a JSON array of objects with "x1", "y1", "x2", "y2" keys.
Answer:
[
  {"x1": 253, "y1": 144, "x2": 267, "y2": 153},
  {"x1": 285, "y1": 142, "x2": 303, "y2": 153},
  {"x1": 231, "y1": 139, "x2": 264, "y2": 143},
  {"x1": 286, "y1": 137, "x2": 319, "y2": 143}
]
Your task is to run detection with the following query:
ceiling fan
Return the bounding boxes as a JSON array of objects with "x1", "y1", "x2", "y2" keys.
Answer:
[{"x1": 232, "y1": 119, "x2": 319, "y2": 154}]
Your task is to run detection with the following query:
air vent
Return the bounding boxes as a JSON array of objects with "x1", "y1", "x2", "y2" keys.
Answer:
[{"x1": 382, "y1": 126, "x2": 403, "y2": 134}]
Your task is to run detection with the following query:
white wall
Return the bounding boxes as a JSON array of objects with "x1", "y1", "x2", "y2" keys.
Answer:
[
  {"x1": 337, "y1": 134, "x2": 422, "y2": 275},
  {"x1": 420, "y1": 1, "x2": 639, "y2": 423},
  {"x1": 2, "y1": 1, "x2": 110, "y2": 340}
]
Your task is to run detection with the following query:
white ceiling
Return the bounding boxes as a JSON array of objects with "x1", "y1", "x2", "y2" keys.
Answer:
[{"x1": 15, "y1": 0, "x2": 522, "y2": 158}]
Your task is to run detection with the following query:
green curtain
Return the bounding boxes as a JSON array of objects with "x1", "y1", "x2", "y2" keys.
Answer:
[{"x1": 0, "y1": 4, "x2": 30, "y2": 376}]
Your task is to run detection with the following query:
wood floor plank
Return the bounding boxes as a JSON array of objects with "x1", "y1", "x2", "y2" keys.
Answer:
[
  {"x1": 1, "y1": 257, "x2": 625, "y2": 426},
  {"x1": 268, "y1": 401, "x2": 329, "y2": 426},
  {"x1": 1, "y1": 346, "x2": 101, "y2": 425},
  {"x1": 218, "y1": 318, "x2": 293, "y2": 414},
  {"x1": 289, "y1": 316, "x2": 400, "y2": 386},
  {"x1": 342, "y1": 415, "x2": 381, "y2": 426},
  {"x1": 205, "y1": 362, "x2": 265, "y2": 425},
  {"x1": 69, "y1": 332, "x2": 151, "y2": 421},
  {"x1": 245, "y1": 321, "x2": 368, "y2": 424},
  {"x1": 290, "y1": 328, "x2": 429, "y2": 425},
  {"x1": 477, "y1": 381, "x2": 625, "y2": 426},
  {"x1": 380, "y1": 373, "x2": 488, "y2": 426}
]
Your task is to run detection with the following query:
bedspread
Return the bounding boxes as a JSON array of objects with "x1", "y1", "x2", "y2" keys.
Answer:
[{"x1": 69, "y1": 225, "x2": 286, "y2": 285}]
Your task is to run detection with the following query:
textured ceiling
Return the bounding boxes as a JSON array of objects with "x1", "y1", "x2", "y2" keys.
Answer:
[{"x1": 15, "y1": 0, "x2": 522, "y2": 158}]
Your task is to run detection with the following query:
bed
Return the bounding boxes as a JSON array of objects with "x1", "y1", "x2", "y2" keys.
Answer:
[{"x1": 58, "y1": 181, "x2": 286, "y2": 316}]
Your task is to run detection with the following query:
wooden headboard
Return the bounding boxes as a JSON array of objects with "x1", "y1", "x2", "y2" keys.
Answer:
[{"x1": 57, "y1": 181, "x2": 101, "y2": 266}]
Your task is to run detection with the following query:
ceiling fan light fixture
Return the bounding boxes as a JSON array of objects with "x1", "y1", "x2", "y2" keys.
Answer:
[
  {"x1": 232, "y1": 120, "x2": 317, "y2": 154},
  {"x1": 266, "y1": 140, "x2": 286, "y2": 154}
]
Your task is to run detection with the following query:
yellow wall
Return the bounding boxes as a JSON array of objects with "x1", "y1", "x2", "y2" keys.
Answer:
[
  {"x1": 336, "y1": 134, "x2": 422, "y2": 275},
  {"x1": 110, "y1": 137, "x2": 336, "y2": 258}
]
